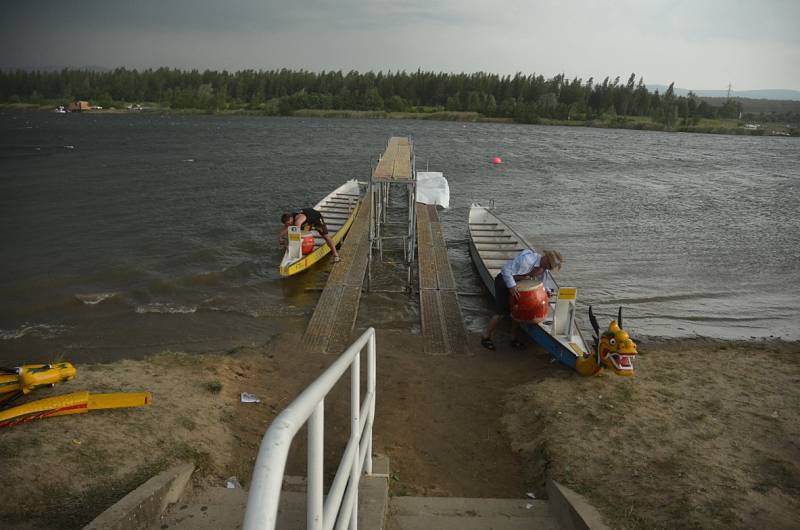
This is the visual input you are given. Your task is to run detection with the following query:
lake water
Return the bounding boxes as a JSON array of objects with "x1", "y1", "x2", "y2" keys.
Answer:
[{"x1": 1, "y1": 112, "x2": 798, "y2": 364}]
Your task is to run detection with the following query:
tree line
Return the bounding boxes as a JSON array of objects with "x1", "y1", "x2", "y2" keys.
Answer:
[{"x1": 0, "y1": 67, "x2": 775, "y2": 127}]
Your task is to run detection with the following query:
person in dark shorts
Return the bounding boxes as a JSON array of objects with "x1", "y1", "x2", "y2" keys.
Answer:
[
  {"x1": 480, "y1": 249, "x2": 562, "y2": 350},
  {"x1": 278, "y1": 208, "x2": 341, "y2": 262}
]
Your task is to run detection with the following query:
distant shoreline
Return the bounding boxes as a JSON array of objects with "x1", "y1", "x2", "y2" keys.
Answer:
[{"x1": 2, "y1": 103, "x2": 797, "y2": 137}]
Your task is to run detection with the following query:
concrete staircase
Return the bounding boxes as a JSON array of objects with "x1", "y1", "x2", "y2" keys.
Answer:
[
  {"x1": 389, "y1": 496, "x2": 560, "y2": 530},
  {"x1": 388, "y1": 479, "x2": 608, "y2": 530},
  {"x1": 150, "y1": 457, "x2": 391, "y2": 530},
  {"x1": 88, "y1": 458, "x2": 605, "y2": 530},
  {"x1": 151, "y1": 475, "x2": 389, "y2": 530},
  {"x1": 153, "y1": 490, "x2": 563, "y2": 530},
  {"x1": 153, "y1": 486, "x2": 247, "y2": 529}
]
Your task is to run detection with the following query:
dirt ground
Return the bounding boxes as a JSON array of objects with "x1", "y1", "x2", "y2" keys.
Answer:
[
  {"x1": 503, "y1": 336, "x2": 800, "y2": 530},
  {"x1": 1, "y1": 328, "x2": 798, "y2": 529}
]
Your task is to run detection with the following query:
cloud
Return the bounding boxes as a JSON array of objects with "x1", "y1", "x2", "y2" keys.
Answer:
[{"x1": 2, "y1": 0, "x2": 798, "y2": 90}]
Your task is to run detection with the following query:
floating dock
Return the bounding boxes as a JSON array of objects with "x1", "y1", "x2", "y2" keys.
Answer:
[
  {"x1": 372, "y1": 137, "x2": 413, "y2": 181},
  {"x1": 303, "y1": 202, "x2": 371, "y2": 353},
  {"x1": 417, "y1": 204, "x2": 467, "y2": 355},
  {"x1": 304, "y1": 137, "x2": 467, "y2": 355}
]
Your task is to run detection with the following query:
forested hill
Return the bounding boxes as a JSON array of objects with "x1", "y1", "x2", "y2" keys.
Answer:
[{"x1": 1, "y1": 68, "x2": 797, "y2": 129}]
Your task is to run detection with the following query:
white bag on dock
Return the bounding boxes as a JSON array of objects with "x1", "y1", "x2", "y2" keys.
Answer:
[{"x1": 416, "y1": 172, "x2": 450, "y2": 208}]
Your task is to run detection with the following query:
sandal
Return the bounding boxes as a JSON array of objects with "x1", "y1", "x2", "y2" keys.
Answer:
[
  {"x1": 510, "y1": 339, "x2": 526, "y2": 350},
  {"x1": 480, "y1": 337, "x2": 496, "y2": 351}
]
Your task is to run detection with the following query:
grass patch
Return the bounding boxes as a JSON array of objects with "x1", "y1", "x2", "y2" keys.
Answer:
[
  {"x1": 0, "y1": 459, "x2": 170, "y2": 530},
  {"x1": 170, "y1": 441, "x2": 213, "y2": 475},
  {"x1": 694, "y1": 428, "x2": 721, "y2": 441},
  {"x1": 0, "y1": 435, "x2": 42, "y2": 459},
  {"x1": 650, "y1": 371, "x2": 682, "y2": 384},
  {"x1": 0, "y1": 440, "x2": 20, "y2": 459},
  {"x1": 293, "y1": 109, "x2": 389, "y2": 119},
  {"x1": 616, "y1": 382, "x2": 636, "y2": 403},
  {"x1": 701, "y1": 398, "x2": 723, "y2": 415},
  {"x1": 178, "y1": 415, "x2": 197, "y2": 431},
  {"x1": 654, "y1": 387, "x2": 681, "y2": 400},
  {"x1": 205, "y1": 380, "x2": 223, "y2": 394},
  {"x1": 74, "y1": 442, "x2": 114, "y2": 476},
  {"x1": 759, "y1": 457, "x2": 800, "y2": 494}
]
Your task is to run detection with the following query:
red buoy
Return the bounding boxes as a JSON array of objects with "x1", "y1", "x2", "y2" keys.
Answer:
[
  {"x1": 511, "y1": 281, "x2": 549, "y2": 323},
  {"x1": 492, "y1": 156, "x2": 502, "y2": 165},
  {"x1": 301, "y1": 235, "x2": 314, "y2": 255}
]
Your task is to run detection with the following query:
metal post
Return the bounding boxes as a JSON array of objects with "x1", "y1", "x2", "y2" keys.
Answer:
[
  {"x1": 366, "y1": 334, "x2": 376, "y2": 475},
  {"x1": 410, "y1": 147, "x2": 417, "y2": 266},
  {"x1": 367, "y1": 171, "x2": 374, "y2": 291},
  {"x1": 349, "y1": 355, "x2": 360, "y2": 530},
  {"x1": 378, "y1": 183, "x2": 384, "y2": 262},
  {"x1": 308, "y1": 401, "x2": 324, "y2": 530},
  {"x1": 384, "y1": 182, "x2": 388, "y2": 216}
]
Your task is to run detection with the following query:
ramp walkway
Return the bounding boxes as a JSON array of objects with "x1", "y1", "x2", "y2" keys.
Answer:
[
  {"x1": 303, "y1": 201, "x2": 371, "y2": 354},
  {"x1": 416, "y1": 203, "x2": 467, "y2": 355},
  {"x1": 373, "y1": 136, "x2": 413, "y2": 181}
]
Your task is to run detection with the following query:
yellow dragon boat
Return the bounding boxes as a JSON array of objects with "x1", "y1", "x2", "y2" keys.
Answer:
[
  {"x1": 0, "y1": 362, "x2": 77, "y2": 405},
  {"x1": 280, "y1": 179, "x2": 363, "y2": 276},
  {"x1": 0, "y1": 390, "x2": 152, "y2": 428},
  {"x1": 1, "y1": 362, "x2": 152, "y2": 427}
]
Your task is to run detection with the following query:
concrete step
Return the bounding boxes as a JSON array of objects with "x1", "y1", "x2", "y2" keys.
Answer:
[
  {"x1": 154, "y1": 470, "x2": 389, "y2": 530},
  {"x1": 153, "y1": 486, "x2": 247, "y2": 530},
  {"x1": 390, "y1": 496, "x2": 562, "y2": 530}
]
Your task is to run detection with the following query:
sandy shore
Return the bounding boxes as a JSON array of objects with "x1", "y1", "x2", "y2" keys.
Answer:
[{"x1": 1, "y1": 330, "x2": 798, "y2": 529}]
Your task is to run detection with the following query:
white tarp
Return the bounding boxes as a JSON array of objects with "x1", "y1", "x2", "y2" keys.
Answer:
[{"x1": 416, "y1": 172, "x2": 450, "y2": 208}]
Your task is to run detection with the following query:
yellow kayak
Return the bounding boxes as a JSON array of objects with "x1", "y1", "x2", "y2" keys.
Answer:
[{"x1": 0, "y1": 390, "x2": 152, "y2": 428}]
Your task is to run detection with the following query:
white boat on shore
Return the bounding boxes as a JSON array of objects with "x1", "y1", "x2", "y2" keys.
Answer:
[{"x1": 468, "y1": 204, "x2": 597, "y2": 373}]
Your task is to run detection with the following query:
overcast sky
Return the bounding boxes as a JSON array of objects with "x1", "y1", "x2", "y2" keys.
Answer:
[{"x1": 2, "y1": 0, "x2": 798, "y2": 90}]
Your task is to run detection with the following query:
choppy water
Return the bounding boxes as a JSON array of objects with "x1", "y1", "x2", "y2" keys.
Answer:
[{"x1": 1, "y1": 112, "x2": 798, "y2": 364}]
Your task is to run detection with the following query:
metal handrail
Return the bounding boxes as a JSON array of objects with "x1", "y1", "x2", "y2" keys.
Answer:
[{"x1": 243, "y1": 328, "x2": 377, "y2": 530}]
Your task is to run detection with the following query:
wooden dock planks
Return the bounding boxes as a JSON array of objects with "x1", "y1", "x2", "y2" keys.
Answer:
[
  {"x1": 416, "y1": 204, "x2": 467, "y2": 355},
  {"x1": 373, "y1": 137, "x2": 412, "y2": 181},
  {"x1": 303, "y1": 201, "x2": 371, "y2": 354},
  {"x1": 305, "y1": 138, "x2": 467, "y2": 357}
]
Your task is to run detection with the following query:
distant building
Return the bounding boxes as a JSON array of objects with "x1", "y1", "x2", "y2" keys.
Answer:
[{"x1": 68, "y1": 100, "x2": 91, "y2": 112}]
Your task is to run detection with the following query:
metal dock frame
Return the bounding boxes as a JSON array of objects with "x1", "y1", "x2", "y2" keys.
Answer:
[{"x1": 367, "y1": 136, "x2": 417, "y2": 290}]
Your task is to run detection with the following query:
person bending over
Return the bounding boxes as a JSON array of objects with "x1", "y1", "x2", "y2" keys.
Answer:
[
  {"x1": 278, "y1": 208, "x2": 341, "y2": 262},
  {"x1": 480, "y1": 249, "x2": 562, "y2": 350}
]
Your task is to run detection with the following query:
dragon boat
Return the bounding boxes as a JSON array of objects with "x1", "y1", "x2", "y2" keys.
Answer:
[
  {"x1": 280, "y1": 179, "x2": 364, "y2": 276},
  {"x1": 1, "y1": 362, "x2": 152, "y2": 427},
  {"x1": 0, "y1": 362, "x2": 77, "y2": 406},
  {"x1": 468, "y1": 204, "x2": 637, "y2": 376}
]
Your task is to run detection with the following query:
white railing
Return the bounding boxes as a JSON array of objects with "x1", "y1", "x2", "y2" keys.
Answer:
[{"x1": 243, "y1": 328, "x2": 377, "y2": 530}]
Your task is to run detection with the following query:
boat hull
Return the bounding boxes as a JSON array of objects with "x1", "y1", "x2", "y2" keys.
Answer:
[
  {"x1": 279, "y1": 180, "x2": 363, "y2": 276},
  {"x1": 468, "y1": 204, "x2": 590, "y2": 369}
]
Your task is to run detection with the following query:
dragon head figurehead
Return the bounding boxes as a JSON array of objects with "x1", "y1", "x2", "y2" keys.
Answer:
[{"x1": 588, "y1": 306, "x2": 637, "y2": 376}]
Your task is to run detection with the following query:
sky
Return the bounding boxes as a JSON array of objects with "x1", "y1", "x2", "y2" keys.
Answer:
[{"x1": 1, "y1": 0, "x2": 799, "y2": 91}]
